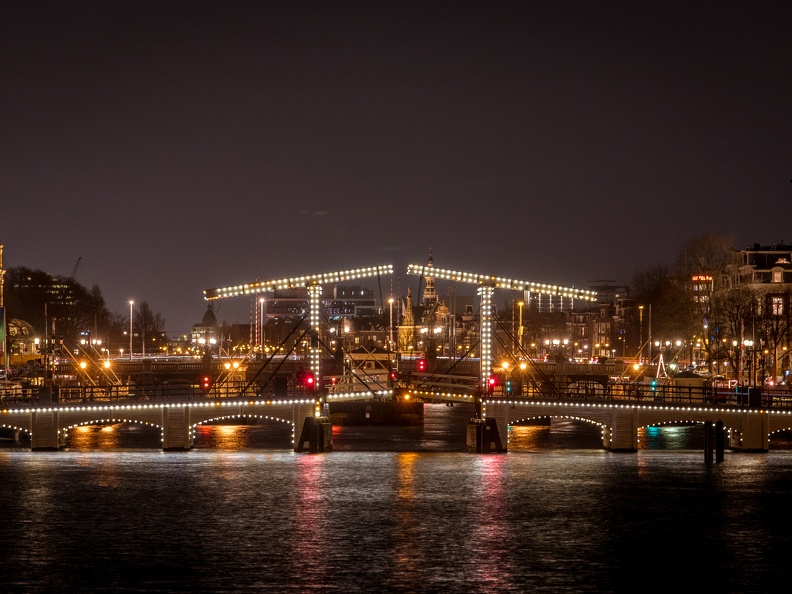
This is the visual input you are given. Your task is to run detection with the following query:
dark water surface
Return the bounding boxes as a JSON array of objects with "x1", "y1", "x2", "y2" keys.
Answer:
[{"x1": 2, "y1": 404, "x2": 792, "y2": 593}]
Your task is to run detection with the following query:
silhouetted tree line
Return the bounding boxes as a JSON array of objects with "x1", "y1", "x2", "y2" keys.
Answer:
[{"x1": 4, "y1": 266, "x2": 166, "y2": 356}]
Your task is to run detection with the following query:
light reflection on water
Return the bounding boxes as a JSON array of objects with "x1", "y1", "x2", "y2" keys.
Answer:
[
  {"x1": 67, "y1": 422, "x2": 163, "y2": 450},
  {"x1": 3, "y1": 405, "x2": 792, "y2": 592},
  {"x1": 62, "y1": 419, "x2": 296, "y2": 451}
]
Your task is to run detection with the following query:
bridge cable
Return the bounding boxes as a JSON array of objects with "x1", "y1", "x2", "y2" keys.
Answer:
[
  {"x1": 315, "y1": 309, "x2": 388, "y2": 396},
  {"x1": 402, "y1": 303, "x2": 482, "y2": 394},
  {"x1": 235, "y1": 314, "x2": 309, "y2": 398},
  {"x1": 491, "y1": 315, "x2": 563, "y2": 398}
]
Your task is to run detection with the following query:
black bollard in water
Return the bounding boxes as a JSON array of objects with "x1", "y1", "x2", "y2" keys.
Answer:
[
  {"x1": 715, "y1": 419, "x2": 725, "y2": 463},
  {"x1": 704, "y1": 419, "x2": 714, "y2": 463}
]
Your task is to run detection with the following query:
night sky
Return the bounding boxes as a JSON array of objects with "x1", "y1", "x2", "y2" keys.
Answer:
[{"x1": 2, "y1": 1, "x2": 790, "y2": 334}]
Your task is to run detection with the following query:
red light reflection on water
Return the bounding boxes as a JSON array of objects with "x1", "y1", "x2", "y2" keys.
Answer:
[
  {"x1": 198, "y1": 424, "x2": 247, "y2": 449},
  {"x1": 471, "y1": 455, "x2": 515, "y2": 589},
  {"x1": 291, "y1": 454, "x2": 329, "y2": 585}
]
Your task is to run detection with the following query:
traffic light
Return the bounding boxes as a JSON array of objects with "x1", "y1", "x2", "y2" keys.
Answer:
[
  {"x1": 487, "y1": 375, "x2": 497, "y2": 393},
  {"x1": 388, "y1": 370, "x2": 399, "y2": 387},
  {"x1": 296, "y1": 368, "x2": 316, "y2": 390},
  {"x1": 417, "y1": 358, "x2": 427, "y2": 372},
  {"x1": 650, "y1": 379, "x2": 657, "y2": 392},
  {"x1": 506, "y1": 378, "x2": 512, "y2": 393},
  {"x1": 201, "y1": 375, "x2": 212, "y2": 391}
]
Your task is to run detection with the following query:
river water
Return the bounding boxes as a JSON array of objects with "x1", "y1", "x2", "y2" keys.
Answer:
[{"x1": 2, "y1": 403, "x2": 792, "y2": 593}]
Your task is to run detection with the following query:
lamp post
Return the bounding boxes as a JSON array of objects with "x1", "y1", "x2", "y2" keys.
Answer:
[
  {"x1": 259, "y1": 297, "x2": 266, "y2": 352},
  {"x1": 517, "y1": 300, "x2": 524, "y2": 353},
  {"x1": 638, "y1": 305, "x2": 644, "y2": 363},
  {"x1": 388, "y1": 298, "x2": 394, "y2": 351},
  {"x1": 647, "y1": 304, "x2": 652, "y2": 365},
  {"x1": 0, "y1": 244, "x2": 6, "y2": 375},
  {"x1": 129, "y1": 300, "x2": 134, "y2": 360}
]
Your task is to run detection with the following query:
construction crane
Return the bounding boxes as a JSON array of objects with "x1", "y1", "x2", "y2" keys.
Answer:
[{"x1": 71, "y1": 256, "x2": 82, "y2": 280}]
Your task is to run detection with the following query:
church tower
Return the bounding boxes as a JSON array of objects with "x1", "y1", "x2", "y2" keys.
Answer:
[
  {"x1": 398, "y1": 287, "x2": 416, "y2": 352},
  {"x1": 422, "y1": 249, "x2": 438, "y2": 307}
]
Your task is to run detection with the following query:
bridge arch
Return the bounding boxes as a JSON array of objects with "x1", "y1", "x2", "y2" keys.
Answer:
[
  {"x1": 507, "y1": 414, "x2": 606, "y2": 449},
  {"x1": 637, "y1": 418, "x2": 740, "y2": 444},
  {"x1": 62, "y1": 418, "x2": 163, "y2": 447},
  {"x1": 1, "y1": 422, "x2": 31, "y2": 441},
  {"x1": 191, "y1": 414, "x2": 294, "y2": 445},
  {"x1": 769, "y1": 425, "x2": 792, "y2": 445},
  {"x1": 510, "y1": 413, "x2": 606, "y2": 432}
]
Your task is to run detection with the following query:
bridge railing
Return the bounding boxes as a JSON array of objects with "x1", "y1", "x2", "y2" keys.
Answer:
[
  {"x1": 503, "y1": 381, "x2": 792, "y2": 409},
  {"x1": 0, "y1": 380, "x2": 320, "y2": 408},
  {"x1": 3, "y1": 378, "x2": 791, "y2": 410}
]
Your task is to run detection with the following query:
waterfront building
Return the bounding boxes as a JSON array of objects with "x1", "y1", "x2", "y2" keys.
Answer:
[
  {"x1": 723, "y1": 243, "x2": 792, "y2": 383},
  {"x1": 583, "y1": 282, "x2": 634, "y2": 362},
  {"x1": 190, "y1": 305, "x2": 219, "y2": 354}
]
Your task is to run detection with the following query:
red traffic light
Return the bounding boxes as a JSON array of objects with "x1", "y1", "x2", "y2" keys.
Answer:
[
  {"x1": 295, "y1": 368, "x2": 315, "y2": 389},
  {"x1": 487, "y1": 375, "x2": 497, "y2": 392},
  {"x1": 417, "y1": 358, "x2": 427, "y2": 372},
  {"x1": 201, "y1": 375, "x2": 212, "y2": 390}
]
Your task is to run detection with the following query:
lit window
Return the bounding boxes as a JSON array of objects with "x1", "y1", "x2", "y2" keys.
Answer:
[{"x1": 771, "y1": 296, "x2": 784, "y2": 316}]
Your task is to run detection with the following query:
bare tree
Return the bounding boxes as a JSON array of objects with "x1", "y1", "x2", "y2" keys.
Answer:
[
  {"x1": 756, "y1": 288, "x2": 792, "y2": 382},
  {"x1": 630, "y1": 264, "x2": 690, "y2": 360},
  {"x1": 714, "y1": 285, "x2": 758, "y2": 379},
  {"x1": 673, "y1": 233, "x2": 737, "y2": 373},
  {"x1": 133, "y1": 301, "x2": 167, "y2": 356},
  {"x1": 675, "y1": 233, "x2": 736, "y2": 278}
]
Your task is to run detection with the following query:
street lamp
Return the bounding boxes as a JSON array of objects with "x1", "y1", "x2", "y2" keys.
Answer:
[
  {"x1": 388, "y1": 298, "x2": 394, "y2": 351},
  {"x1": 517, "y1": 300, "x2": 524, "y2": 353},
  {"x1": 129, "y1": 300, "x2": 134, "y2": 360},
  {"x1": 501, "y1": 361, "x2": 510, "y2": 393},
  {"x1": 259, "y1": 297, "x2": 266, "y2": 352},
  {"x1": 638, "y1": 305, "x2": 644, "y2": 363}
]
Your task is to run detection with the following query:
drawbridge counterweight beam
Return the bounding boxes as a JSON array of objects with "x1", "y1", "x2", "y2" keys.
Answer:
[{"x1": 203, "y1": 264, "x2": 394, "y2": 300}]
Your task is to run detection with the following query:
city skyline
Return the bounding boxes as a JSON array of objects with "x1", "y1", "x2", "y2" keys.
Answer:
[{"x1": 2, "y1": 2, "x2": 790, "y2": 333}]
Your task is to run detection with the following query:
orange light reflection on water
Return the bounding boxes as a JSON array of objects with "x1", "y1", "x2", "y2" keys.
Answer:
[
  {"x1": 392, "y1": 452, "x2": 419, "y2": 573},
  {"x1": 67, "y1": 422, "x2": 161, "y2": 450},
  {"x1": 68, "y1": 423, "x2": 125, "y2": 450}
]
